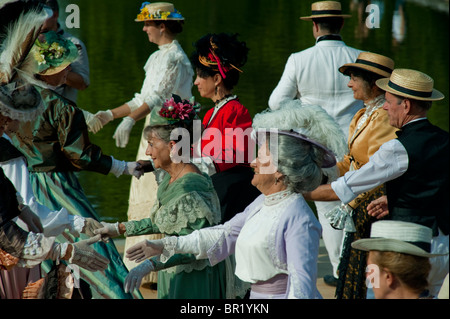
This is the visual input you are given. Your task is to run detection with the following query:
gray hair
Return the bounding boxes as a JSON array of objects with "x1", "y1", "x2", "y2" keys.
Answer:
[{"x1": 271, "y1": 134, "x2": 325, "y2": 193}]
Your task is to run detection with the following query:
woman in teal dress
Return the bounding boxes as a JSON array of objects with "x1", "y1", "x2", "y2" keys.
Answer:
[
  {"x1": 8, "y1": 31, "x2": 143, "y2": 299},
  {"x1": 95, "y1": 96, "x2": 232, "y2": 299}
]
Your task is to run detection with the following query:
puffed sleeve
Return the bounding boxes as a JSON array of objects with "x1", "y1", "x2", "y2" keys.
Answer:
[
  {"x1": 284, "y1": 209, "x2": 322, "y2": 299},
  {"x1": 49, "y1": 96, "x2": 112, "y2": 174}
]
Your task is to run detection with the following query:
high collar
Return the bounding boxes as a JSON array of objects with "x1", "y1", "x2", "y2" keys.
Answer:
[
  {"x1": 158, "y1": 39, "x2": 178, "y2": 50},
  {"x1": 316, "y1": 34, "x2": 343, "y2": 44}
]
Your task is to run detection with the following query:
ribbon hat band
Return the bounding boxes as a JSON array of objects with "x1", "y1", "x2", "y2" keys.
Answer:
[{"x1": 388, "y1": 81, "x2": 433, "y2": 98}]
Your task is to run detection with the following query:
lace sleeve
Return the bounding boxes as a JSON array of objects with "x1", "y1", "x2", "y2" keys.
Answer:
[
  {"x1": 144, "y1": 50, "x2": 186, "y2": 109},
  {"x1": 153, "y1": 190, "x2": 221, "y2": 235}
]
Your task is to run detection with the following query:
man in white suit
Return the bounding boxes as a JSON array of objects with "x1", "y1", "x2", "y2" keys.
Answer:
[{"x1": 269, "y1": 1, "x2": 364, "y2": 288}]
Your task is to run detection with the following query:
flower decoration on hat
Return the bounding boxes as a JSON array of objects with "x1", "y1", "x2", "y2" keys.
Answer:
[
  {"x1": 136, "y1": 2, "x2": 184, "y2": 21},
  {"x1": 198, "y1": 37, "x2": 243, "y2": 79},
  {"x1": 159, "y1": 96, "x2": 201, "y2": 125},
  {"x1": 31, "y1": 31, "x2": 78, "y2": 75}
]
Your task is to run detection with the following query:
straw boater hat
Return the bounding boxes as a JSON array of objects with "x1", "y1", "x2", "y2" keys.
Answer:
[
  {"x1": 339, "y1": 52, "x2": 394, "y2": 78},
  {"x1": 352, "y1": 220, "x2": 448, "y2": 258},
  {"x1": 135, "y1": 2, "x2": 184, "y2": 22},
  {"x1": 376, "y1": 69, "x2": 445, "y2": 101},
  {"x1": 300, "y1": 1, "x2": 351, "y2": 20}
]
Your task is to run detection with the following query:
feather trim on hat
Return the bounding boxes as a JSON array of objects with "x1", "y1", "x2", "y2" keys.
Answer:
[
  {"x1": 0, "y1": 3, "x2": 49, "y2": 84},
  {"x1": 253, "y1": 100, "x2": 348, "y2": 161}
]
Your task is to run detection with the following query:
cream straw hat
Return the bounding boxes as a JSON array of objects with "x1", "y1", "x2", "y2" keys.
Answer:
[
  {"x1": 300, "y1": 1, "x2": 351, "y2": 20},
  {"x1": 135, "y1": 2, "x2": 184, "y2": 22},
  {"x1": 376, "y1": 69, "x2": 445, "y2": 101},
  {"x1": 339, "y1": 52, "x2": 394, "y2": 78},
  {"x1": 352, "y1": 220, "x2": 448, "y2": 258}
]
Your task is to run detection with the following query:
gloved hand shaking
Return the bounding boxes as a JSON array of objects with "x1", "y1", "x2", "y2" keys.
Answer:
[
  {"x1": 94, "y1": 222, "x2": 122, "y2": 241},
  {"x1": 95, "y1": 109, "x2": 114, "y2": 126},
  {"x1": 81, "y1": 218, "x2": 104, "y2": 237},
  {"x1": 82, "y1": 110, "x2": 104, "y2": 134}
]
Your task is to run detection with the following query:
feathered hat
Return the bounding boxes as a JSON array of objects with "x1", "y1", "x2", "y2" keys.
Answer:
[
  {"x1": 0, "y1": 0, "x2": 51, "y2": 84},
  {"x1": 252, "y1": 101, "x2": 348, "y2": 162},
  {"x1": 0, "y1": 0, "x2": 49, "y2": 121}
]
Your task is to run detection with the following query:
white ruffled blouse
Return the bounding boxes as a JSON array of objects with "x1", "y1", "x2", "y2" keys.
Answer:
[{"x1": 127, "y1": 40, "x2": 194, "y2": 111}]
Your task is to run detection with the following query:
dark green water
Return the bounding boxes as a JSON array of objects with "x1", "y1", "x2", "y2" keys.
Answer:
[{"x1": 58, "y1": 0, "x2": 449, "y2": 221}]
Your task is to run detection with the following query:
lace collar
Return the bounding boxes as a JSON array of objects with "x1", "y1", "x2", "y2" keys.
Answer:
[
  {"x1": 364, "y1": 94, "x2": 385, "y2": 114},
  {"x1": 264, "y1": 189, "x2": 293, "y2": 206},
  {"x1": 352, "y1": 94, "x2": 385, "y2": 138},
  {"x1": 158, "y1": 40, "x2": 179, "y2": 51}
]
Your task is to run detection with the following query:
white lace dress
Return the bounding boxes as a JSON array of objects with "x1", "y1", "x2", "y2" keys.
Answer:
[{"x1": 123, "y1": 40, "x2": 194, "y2": 284}]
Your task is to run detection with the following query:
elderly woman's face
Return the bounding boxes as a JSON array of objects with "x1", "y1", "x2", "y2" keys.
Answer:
[
  {"x1": 250, "y1": 141, "x2": 279, "y2": 195},
  {"x1": 145, "y1": 132, "x2": 171, "y2": 169},
  {"x1": 347, "y1": 74, "x2": 371, "y2": 101}
]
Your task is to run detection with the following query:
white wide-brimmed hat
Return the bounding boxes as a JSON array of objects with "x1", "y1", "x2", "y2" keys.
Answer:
[
  {"x1": 352, "y1": 220, "x2": 448, "y2": 258},
  {"x1": 300, "y1": 1, "x2": 351, "y2": 20},
  {"x1": 376, "y1": 69, "x2": 445, "y2": 101}
]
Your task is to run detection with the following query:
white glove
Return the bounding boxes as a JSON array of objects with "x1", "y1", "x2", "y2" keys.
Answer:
[
  {"x1": 113, "y1": 117, "x2": 135, "y2": 148},
  {"x1": 123, "y1": 162, "x2": 144, "y2": 179},
  {"x1": 81, "y1": 218, "x2": 104, "y2": 237},
  {"x1": 82, "y1": 110, "x2": 103, "y2": 134},
  {"x1": 18, "y1": 205, "x2": 44, "y2": 233},
  {"x1": 95, "y1": 109, "x2": 114, "y2": 126},
  {"x1": 125, "y1": 239, "x2": 164, "y2": 263},
  {"x1": 94, "y1": 222, "x2": 121, "y2": 240},
  {"x1": 68, "y1": 235, "x2": 110, "y2": 272},
  {"x1": 124, "y1": 260, "x2": 154, "y2": 293}
]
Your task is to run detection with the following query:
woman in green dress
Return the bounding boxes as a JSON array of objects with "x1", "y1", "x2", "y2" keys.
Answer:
[
  {"x1": 8, "y1": 31, "x2": 143, "y2": 299},
  {"x1": 95, "y1": 96, "x2": 232, "y2": 299}
]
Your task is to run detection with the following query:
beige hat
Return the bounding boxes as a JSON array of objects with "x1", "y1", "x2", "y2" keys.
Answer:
[
  {"x1": 376, "y1": 69, "x2": 445, "y2": 101},
  {"x1": 352, "y1": 221, "x2": 448, "y2": 258},
  {"x1": 300, "y1": 1, "x2": 351, "y2": 20},
  {"x1": 135, "y1": 2, "x2": 184, "y2": 22},
  {"x1": 339, "y1": 52, "x2": 394, "y2": 78}
]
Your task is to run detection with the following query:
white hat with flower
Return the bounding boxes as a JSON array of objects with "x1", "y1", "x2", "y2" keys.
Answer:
[{"x1": 135, "y1": 2, "x2": 184, "y2": 22}]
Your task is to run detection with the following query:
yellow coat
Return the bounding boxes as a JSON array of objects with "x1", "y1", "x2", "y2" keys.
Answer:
[{"x1": 337, "y1": 103, "x2": 398, "y2": 208}]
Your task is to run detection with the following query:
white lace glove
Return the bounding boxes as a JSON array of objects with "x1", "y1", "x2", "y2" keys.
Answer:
[
  {"x1": 125, "y1": 239, "x2": 164, "y2": 263},
  {"x1": 68, "y1": 235, "x2": 110, "y2": 272},
  {"x1": 82, "y1": 110, "x2": 103, "y2": 134},
  {"x1": 81, "y1": 218, "x2": 104, "y2": 237},
  {"x1": 95, "y1": 109, "x2": 114, "y2": 126},
  {"x1": 124, "y1": 260, "x2": 154, "y2": 293},
  {"x1": 113, "y1": 117, "x2": 135, "y2": 148},
  {"x1": 18, "y1": 205, "x2": 44, "y2": 233},
  {"x1": 94, "y1": 222, "x2": 121, "y2": 241}
]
